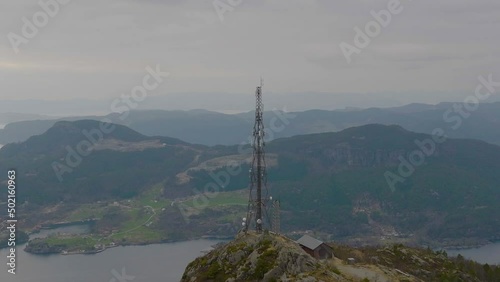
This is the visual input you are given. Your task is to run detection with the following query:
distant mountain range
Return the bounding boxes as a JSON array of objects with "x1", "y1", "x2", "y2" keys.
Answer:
[
  {"x1": 3, "y1": 92, "x2": 489, "y2": 116},
  {"x1": 1, "y1": 120, "x2": 499, "y2": 246},
  {"x1": 0, "y1": 113, "x2": 53, "y2": 128},
  {"x1": 2, "y1": 102, "x2": 500, "y2": 146}
]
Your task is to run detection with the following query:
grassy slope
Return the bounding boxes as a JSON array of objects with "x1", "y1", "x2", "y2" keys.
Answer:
[{"x1": 25, "y1": 183, "x2": 247, "y2": 254}]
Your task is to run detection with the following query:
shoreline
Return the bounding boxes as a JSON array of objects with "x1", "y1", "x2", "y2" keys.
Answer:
[
  {"x1": 24, "y1": 234, "x2": 234, "y2": 255},
  {"x1": 20, "y1": 221, "x2": 500, "y2": 256},
  {"x1": 22, "y1": 231, "x2": 498, "y2": 256}
]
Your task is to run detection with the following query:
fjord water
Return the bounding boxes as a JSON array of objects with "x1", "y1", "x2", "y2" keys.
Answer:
[
  {"x1": 0, "y1": 225, "x2": 221, "y2": 282},
  {"x1": 447, "y1": 243, "x2": 500, "y2": 265}
]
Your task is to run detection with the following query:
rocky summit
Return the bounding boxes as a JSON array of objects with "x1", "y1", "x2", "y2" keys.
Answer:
[
  {"x1": 181, "y1": 231, "x2": 343, "y2": 282},
  {"x1": 181, "y1": 231, "x2": 500, "y2": 282}
]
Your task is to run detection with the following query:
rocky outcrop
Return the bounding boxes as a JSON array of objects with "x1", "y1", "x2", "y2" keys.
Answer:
[
  {"x1": 181, "y1": 231, "x2": 344, "y2": 282},
  {"x1": 181, "y1": 232, "x2": 498, "y2": 282}
]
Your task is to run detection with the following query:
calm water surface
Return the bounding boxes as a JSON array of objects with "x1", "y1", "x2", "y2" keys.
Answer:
[
  {"x1": 446, "y1": 242, "x2": 500, "y2": 265},
  {"x1": 0, "y1": 225, "x2": 220, "y2": 282}
]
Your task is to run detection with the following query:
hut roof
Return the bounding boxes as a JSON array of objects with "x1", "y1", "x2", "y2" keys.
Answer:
[{"x1": 297, "y1": 235, "x2": 323, "y2": 250}]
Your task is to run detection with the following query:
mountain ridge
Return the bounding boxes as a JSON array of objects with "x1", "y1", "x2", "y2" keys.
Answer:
[
  {"x1": 1, "y1": 121, "x2": 499, "y2": 247},
  {"x1": 3, "y1": 101, "x2": 500, "y2": 146}
]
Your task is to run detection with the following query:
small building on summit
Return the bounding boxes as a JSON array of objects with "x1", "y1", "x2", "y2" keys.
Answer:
[{"x1": 296, "y1": 235, "x2": 334, "y2": 259}]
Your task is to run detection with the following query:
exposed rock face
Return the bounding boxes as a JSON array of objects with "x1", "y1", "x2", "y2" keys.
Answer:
[
  {"x1": 181, "y1": 231, "x2": 344, "y2": 282},
  {"x1": 182, "y1": 234, "x2": 498, "y2": 282}
]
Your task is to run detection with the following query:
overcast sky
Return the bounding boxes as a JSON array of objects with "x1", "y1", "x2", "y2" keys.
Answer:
[{"x1": 1, "y1": 0, "x2": 499, "y2": 110}]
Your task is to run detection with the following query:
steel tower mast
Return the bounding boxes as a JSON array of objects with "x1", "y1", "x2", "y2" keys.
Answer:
[
  {"x1": 244, "y1": 81, "x2": 269, "y2": 233},
  {"x1": 272, "y1": 199, "x2": 280, "y2": 234}
]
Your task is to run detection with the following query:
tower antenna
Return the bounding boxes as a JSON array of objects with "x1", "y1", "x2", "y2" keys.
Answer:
[{"x1": 244, "y1": 82, "x2": 269, "y2": 233}]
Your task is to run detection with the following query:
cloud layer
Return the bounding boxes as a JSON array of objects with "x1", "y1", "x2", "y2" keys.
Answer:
[{"x1": 1, "y1": 0, "x2": 499, "y2": 105}]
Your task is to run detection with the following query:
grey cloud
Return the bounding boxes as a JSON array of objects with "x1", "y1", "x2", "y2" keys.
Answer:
[{"x1": 0, "y1": 0, "x2": 499, "y2": 107}]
